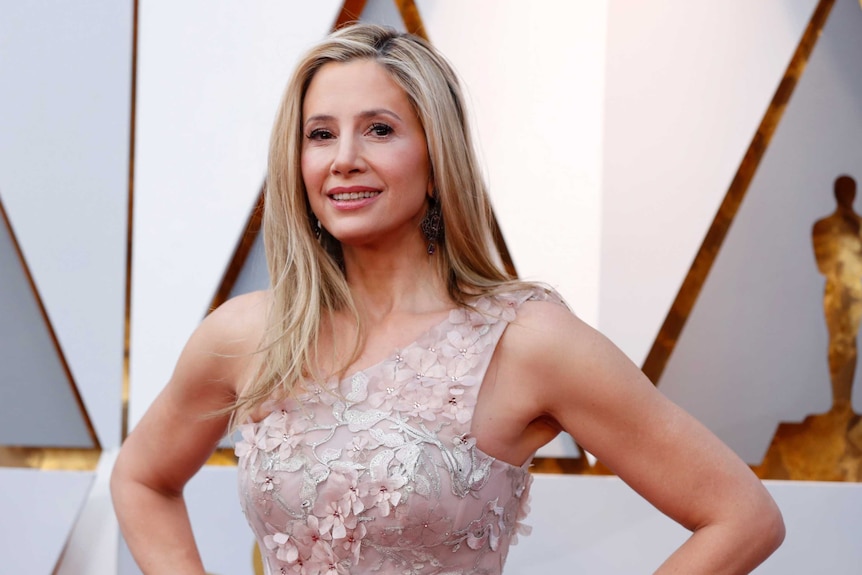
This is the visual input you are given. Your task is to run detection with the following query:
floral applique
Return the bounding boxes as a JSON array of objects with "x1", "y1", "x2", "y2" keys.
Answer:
[{"x1": 237, "y1": 289, "x2": 556, "y2": 575}]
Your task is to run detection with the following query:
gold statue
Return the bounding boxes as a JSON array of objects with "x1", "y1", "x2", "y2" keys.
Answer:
[
  {"x1": 755, "y1": 175, "x2": 862, "y2": 481},
  {"x1": 813, "y1": 175, "x2": 862, "y2": 410}
]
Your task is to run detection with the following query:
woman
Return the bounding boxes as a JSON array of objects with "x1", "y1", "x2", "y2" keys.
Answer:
[{"x1": 112, "y1": 24, "x2": 784, "y2": 575}]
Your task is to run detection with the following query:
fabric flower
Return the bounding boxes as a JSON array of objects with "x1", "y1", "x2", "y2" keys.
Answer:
[
  {"x1": 234, "y1": 288, "x2": 551, "y2": 573},
  {"x1": 366, "y1": 377, "x2": 405, "y2": 412},
  {"x1": 444, "y1": 355, "x2": 480, "y2": 387},
  {"x1": 279, "y1": 557, "x2": 309, "y2": 575},
  {"x1": 234, "y1": 423, "x2": 257, "y2": 460},
  {"x1": 263, "y1": 531, "x2": 299, "y2": 563},
  {"x1": 292, "y1": 514, "x2": 332, "y2": 559},
  {"x1": 443, "y1": 328, "x2": 486, "y2": 361},
  {"x1": 316, "y1": 469, "x2": 365, "y2": 517},
  {"x1": 399, "y1": 503, "x2": 452, "y2": 546},
  {"x1": 310, "y1": 540, "x2": 350, "y2": 575},
  {"x1": 393, "y1": 382, "x2": 445, "y2": 422},
  {"x1": 316, "y1": 498, "x2": 354, "y2": 540},
  {"x1": 359, "y1": 469, "x2": 407, "y2": 517},
  {"x1": 396, "y1": 347, "x2": 446, "y2": 387},
  {"x1": 341, "y1": 523, "x2": 366, "y2": 565},
  {"x1": 254, "y1": 468, "x2": 280, "y2": 493},
  {"x1": 255, "y1": 409, "x2": 291, "y2": 451},
  {"x1": 344, "y1": 435, "x2": 377, "y2": 463},
  {"x1": 440, "y1": 386, "x2": 477, "y2": 424},
  {"x1": 448, "y1": 306, "x2": 487, "y2": 329}
]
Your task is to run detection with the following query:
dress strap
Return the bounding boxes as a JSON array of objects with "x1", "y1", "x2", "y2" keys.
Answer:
[{"x1": 477, "y1": 284, "x2": 569, "y2": 323}]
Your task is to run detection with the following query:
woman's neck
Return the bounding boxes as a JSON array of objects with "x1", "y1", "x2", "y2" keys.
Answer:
[{"x1": 341, "y1": 244, "x2": 451, "y2": 321}]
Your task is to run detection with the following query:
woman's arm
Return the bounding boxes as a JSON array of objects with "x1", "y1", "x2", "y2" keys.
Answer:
[
  {"x1": 505, "y1": 301, "x2": 785, "y2": 574},
  {"x1": 111, "y1": 291, "x2": 267, "y2": 574}
]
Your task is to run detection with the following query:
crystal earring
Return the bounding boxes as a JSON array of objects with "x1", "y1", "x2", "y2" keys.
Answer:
[
  {"x1": 420, "y1": 198, "x2": 443, "y2": 255},
  {"x1": 309, "y1": 212, "x2": 321, "y2": 239}
]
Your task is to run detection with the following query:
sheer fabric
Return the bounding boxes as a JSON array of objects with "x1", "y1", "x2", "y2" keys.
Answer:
[{"x1": 236, "y1": 288, "x2": 562, "y2": 574}]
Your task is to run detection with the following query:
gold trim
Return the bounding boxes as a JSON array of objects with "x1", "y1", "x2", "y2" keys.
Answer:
[
  {"x1": 0, "y1": 447, "x2": 100, "y2": 471},
  {"x1": 209, "y1": 191, "x2": 265, "y2": 311},
  {"x1": 122, "y1": 0, "x2": 140, "y2": 442},
  {"x1": 0, "y1": 198, "x2": 101, "y2": 450},
  {"x1": 206, "y1": 447, "x2": 240, "y2": 467},
  {"x1": 334, "y1": 0, "x2": 368, "y2": 30},
  {"x1": 641, "y1": 0, "x2": 837, "y2": 385},
  {"x1": 393, "y1": 0, "x2": 428, "y2": 40},
  {"x1": 530, "y1": 456, "x2": 594, "y2": 475}
]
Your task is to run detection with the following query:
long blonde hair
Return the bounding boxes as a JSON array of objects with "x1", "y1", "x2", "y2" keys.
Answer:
[{"x1": 235, "y1": 24, "x2": 522, "y2": 422}]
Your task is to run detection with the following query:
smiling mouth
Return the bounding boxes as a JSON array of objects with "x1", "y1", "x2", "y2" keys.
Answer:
[{"x1": 329, "y1": 191, "x2": 381, "y2": 201}]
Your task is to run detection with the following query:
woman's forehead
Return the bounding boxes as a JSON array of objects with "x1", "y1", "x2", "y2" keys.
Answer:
[{"x1": 302, "y1": 60, "x2": 412, "y2": 121}]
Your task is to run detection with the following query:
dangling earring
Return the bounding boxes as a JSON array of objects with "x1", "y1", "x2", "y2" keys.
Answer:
[
  {"x1": 309, "y1": 211, "x2": 321, "y2": 239},
  {"x1": 420, "y1": 197, "x2": 443, "y2": 255}
]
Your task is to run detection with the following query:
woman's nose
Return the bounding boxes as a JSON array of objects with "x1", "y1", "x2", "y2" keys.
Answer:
[{"x1": 330, "y1": 136, "x2": 366, "y2": 175}]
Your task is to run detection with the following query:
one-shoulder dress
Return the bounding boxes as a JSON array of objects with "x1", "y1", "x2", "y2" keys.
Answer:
[{"x1": 235, "y1": 287, "x2": 563, "y2": 575}]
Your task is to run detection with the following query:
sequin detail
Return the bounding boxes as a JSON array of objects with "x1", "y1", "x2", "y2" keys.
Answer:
[{"x1": 236, "y1": 289, "x2": 560, "y2": 575}]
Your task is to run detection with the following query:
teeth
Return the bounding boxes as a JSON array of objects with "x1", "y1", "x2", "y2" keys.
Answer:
[{"x1": 331, "y1": 191, "x2": 379, "y2": 201}]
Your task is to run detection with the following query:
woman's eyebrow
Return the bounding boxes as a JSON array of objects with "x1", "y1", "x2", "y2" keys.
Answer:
[
  {"x1": 304, "y1": 109, "x2": 403, "y2": 128},
  {"x1": 357, "y1": 108, "x2": 402, "y2": 122}
]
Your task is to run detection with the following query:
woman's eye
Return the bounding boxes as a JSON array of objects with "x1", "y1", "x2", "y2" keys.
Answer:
[
  {"x1": 368, "y1": 123, "x2": 393, "y2": 137},
  {"x1": 307, "y1": 129, "x2": 333, "y2": 140}
]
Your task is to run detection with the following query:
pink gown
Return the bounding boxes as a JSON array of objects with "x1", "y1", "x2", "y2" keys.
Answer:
[{"x1": 236, "y1": 288, "x2": 562, "y2": 575}]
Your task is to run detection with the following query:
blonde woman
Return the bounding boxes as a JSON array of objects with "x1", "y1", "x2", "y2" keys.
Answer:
[{"x1": 112, "y1": 24, "x2": 784, "y2": 575}]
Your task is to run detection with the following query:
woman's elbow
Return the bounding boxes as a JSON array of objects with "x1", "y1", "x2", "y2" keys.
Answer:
[
  {"x1": 746, "y1": 490, "x2": 786, "y2": 559},
  {"x1": 762, "y1": 499, "x2": 786, "y2": 553}
]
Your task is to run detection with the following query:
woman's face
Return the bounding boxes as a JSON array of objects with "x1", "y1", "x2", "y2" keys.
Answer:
[{"x1": 301, "y1": 59, "x2": 431, "y2": 251}]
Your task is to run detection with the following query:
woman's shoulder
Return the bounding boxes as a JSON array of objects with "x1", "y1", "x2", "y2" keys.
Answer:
[
  {"x1": 207, "y1": 289, "x2": 271, "y2": 322},
  {"x1": 155, "y1": 291, "x2": 272, "y2": 405},
  {"x1": 481, "y1": 282, "x2": 571, "y2": 320},
  {"x1": 492, "y1": 283, "x2": 598, "y2": 371},
  {"x1": 183, "y1": 290, "x2": 271, "y2": 370}
]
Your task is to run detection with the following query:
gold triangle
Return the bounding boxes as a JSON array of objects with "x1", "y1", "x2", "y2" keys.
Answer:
[{"x1": 641, "y1": 0, "x2": 836, "y2": 385}]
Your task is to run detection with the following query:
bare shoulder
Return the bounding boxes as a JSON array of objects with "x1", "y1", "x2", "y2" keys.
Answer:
[
  {"x1": 508, "y1": 297, "x2": 584, "y2": 333},
  {"x1": 501, "y1": 298, "x2": 605, "y2": 378},
  {"x1": 496, "y1": 296, "x2": 651, "y2": 427},
  {"x1": 471, "y1": 297, "x2": 607, "y2": 462},
  {"x1": 177, "y1": 289, "x2": 271, "y2": 395},
  {"x1": 196, "y1": 290, "x2": 269, "y2": 349}
]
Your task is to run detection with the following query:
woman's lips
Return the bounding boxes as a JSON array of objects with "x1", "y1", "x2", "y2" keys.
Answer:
[
  {"x1": 330, "y1": 190, "x2": 380, "y2": 201},
  {"x1": 326, "y1": 187, "x2": 381, "y2": 209}
]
